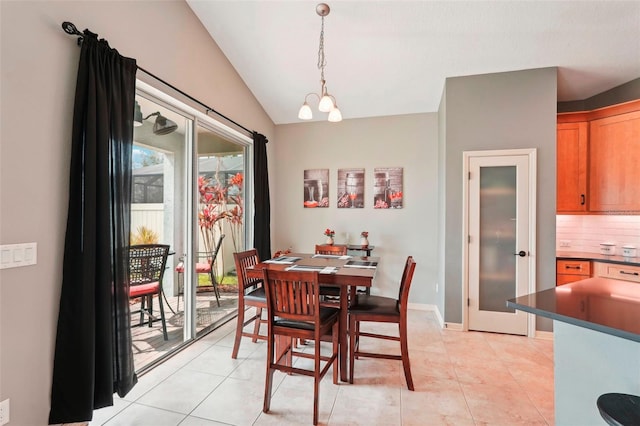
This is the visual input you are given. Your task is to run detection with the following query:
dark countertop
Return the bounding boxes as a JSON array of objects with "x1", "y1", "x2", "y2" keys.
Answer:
[
  {"x1": 507, "y1": 277, "x2": 640, "y2": 343},
  {"x1": 556, "y1": 250, "x2": 640, "y2": 266}
]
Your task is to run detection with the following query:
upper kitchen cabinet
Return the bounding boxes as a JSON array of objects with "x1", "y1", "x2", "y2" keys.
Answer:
[
  {"x1": 557, "y1": 122, "x2": 588, "y2": 213},
  {"x1": 557, "y1": 100, "x2": 640, "y2": 214},
  {"x1": 589, "y1": 110, "x2": 640, "y2": 213}
]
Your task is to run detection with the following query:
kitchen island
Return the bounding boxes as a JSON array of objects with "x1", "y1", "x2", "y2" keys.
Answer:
[{"x1": 508, "y1": 277, "x2": 640, "y2": 425}]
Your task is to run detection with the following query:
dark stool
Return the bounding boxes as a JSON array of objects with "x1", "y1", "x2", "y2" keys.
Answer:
[{"x1": 597, "y1": 393, "x2": 640, "y2": 426}]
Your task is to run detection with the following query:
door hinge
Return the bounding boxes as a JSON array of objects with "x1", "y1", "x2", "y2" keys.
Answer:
[
  {"x1": 468, "y1": 171, "x2": 471, "y2": 180},
  {"x1": 467, "y1": 298, "x2": 470, "y2": 307},
  {"x1": 468, "y1": 235, "x2": 471, "y2": 243}
]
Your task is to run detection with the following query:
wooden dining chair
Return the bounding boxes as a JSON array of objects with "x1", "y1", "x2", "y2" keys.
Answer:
[
  {"x1": 261, "y1": 269, "x2": 339, "y2": 425},
  {"x1": 314, "y1": 244, "x2": 347, "y2": 256},
  {"x1": 129, "y1": 244, "x2": 171, "y2": 341},
  {"x1": 348, "y1": 256, "x2": 417, "y2": 390},
  {"x1": 314, "y1": 244, "x2": 347, "y2": 302},
  {"x1": 231, "y1": 248, "x2": 268, "y2": 359}
]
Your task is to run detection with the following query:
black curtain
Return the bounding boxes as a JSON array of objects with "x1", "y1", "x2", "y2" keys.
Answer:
[
  {"x1": 253, "y1": 132, "x2": 271, "y2": 261},
  {"x1": 49, "y1": 30, "x2": 137, "y2": 424}
]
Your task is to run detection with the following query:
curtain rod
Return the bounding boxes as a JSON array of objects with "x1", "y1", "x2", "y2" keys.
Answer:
[{"x1": 61, "y1": 21, "x2": 255, "y2": 137}]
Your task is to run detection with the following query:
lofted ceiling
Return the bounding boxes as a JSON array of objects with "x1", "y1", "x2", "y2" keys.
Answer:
[{"x1": 187, "y1": 1, "x2": 640, "y2": 125}]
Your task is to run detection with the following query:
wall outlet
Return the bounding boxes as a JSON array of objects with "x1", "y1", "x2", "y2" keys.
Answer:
[
  {"x1": 0, "y1": 398, "x2": 10, "y2": 425},
  {"x1": 560, "y1": 240, "x2": 571, "y2": 248}
]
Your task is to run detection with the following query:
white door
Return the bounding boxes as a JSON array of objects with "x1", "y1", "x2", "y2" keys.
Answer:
[{"x1": 465, "y1": 149, "x2": 536, "y2": 335}]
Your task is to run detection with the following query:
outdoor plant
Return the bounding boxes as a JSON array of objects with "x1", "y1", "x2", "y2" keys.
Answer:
[
  {"x1": 130, "y1": 225, "x2": 159, "y2": 245},
  {"x1": 198, "y1": 167, "x2": 245, "y2": 288}
]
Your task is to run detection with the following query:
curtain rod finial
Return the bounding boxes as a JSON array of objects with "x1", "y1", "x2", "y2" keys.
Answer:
[{"x1": 62, "y1": 21, "x2": 81, "y2": 36}]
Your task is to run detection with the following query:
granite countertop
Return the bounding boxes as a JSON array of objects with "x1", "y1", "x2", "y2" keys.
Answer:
[
  {"x1": 507, "y1": 277, "x2": 640, "y2": 343},
  {"x1": 556, "y1": 251, "x2": 640, "y2": 266}
]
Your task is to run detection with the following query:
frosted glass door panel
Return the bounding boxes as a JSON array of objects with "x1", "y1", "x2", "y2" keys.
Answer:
[{"x1": 479, "y1": 166, "x2": 517, "y2": 313}]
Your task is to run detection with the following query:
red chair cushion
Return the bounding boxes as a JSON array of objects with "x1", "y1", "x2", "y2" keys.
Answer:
[
  {"x1": 175, "y1": 262, "x2": 211, "y2": 273},
  {"x1": 129, "y1": 281, "x2": 160, "y2": 298}
]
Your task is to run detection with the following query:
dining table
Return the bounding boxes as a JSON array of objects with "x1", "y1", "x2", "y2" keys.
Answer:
[{"x1": 247, "y1": 252, "x2": 379, "y2": 382}]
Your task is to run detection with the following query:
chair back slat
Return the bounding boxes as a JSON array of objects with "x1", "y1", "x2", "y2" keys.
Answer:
[
  {"x1": 263, "y1": 269, "x2": 320, "y2": 323},
  {"x1": 315, "y1": 244, "x2": 347, "y2": 256},
  {"x1": 129, "y1": 244, "x2": 170, "y2": 286},
  {"x1": 234, "y1": 249, "x2": 263, "y2": 292},
  {"x1": 397, "y1": 256, "x2": 417, "y2": 308}
]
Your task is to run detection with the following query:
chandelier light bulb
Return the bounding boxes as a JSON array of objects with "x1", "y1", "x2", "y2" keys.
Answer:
[
  {"x1": 318, "y1": 93, "x2": 334, "y2": 112},
  {"x1": 298, "y1": 102, "x2": 313, "y2": 120},
  {"x1": 328, "y1": 106, "x2": 342, "y2": 122}
]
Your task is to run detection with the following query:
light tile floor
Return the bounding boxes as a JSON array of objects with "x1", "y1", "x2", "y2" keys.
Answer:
[{"x1": 90, "y1": 309, "x2": 554, "y2": 425}]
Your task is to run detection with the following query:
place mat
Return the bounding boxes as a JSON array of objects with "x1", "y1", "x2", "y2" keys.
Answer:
[
  {"x1": 312, "y1": 254, "x2": 352, "y2": 259},
  {"x1": 286, "y1": 265, "x2": 339, "y2": 274},
  {"x1": 343, "y1": 260, "x2": 378, "y2": 269},
  {"x1": 264, "y1": 256, "x2": 302, "y2": 264}
]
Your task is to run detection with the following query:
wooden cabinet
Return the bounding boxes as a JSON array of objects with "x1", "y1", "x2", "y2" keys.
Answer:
[
  {"x1": 557, "y1": 259, "x2": 591, "y2": 285},
  {"x1": 589, "y1": 110, "x2": 640, "y2": 212},
  {"x1": 557, "y1": 122, "x2": 588, "y2": 213},
  {"x1": 557, "y1": 100, "x2": 640, "y2": 214},
  {"x1": 593, "y1": 261, "x2": 640, "y2": 283}
]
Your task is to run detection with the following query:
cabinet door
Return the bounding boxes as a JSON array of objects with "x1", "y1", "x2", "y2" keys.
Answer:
[
  {"x1": 589, "y1": 110, "x2": 640, "y2": 212},
  {"x1": 557, "y1": 122, "x2": 588, "y2": 213}
]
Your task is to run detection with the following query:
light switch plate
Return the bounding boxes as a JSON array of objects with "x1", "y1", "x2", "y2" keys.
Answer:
[
  {"x1": 0, "y1": 243, "x2": 37, "y2": 269},
  {"x1": 0, "y1": 398, "x2": 9, "y2": 425}
]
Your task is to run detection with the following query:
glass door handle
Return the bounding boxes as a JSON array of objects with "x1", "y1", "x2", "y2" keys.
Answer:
[{"x1": 514, "y1": 251, "x2": 527, "y2": 257}]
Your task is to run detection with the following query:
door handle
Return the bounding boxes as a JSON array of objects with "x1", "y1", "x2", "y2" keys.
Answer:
[
  {"x1": 514, "y1": 251, "x2": 527, "y2": 257},
  {"x1": 580, "y1": 194, "x2": 585, "y2": 205}
]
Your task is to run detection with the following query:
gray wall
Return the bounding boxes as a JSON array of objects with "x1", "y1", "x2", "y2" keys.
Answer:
[
  {"x1": 441, "y1": 67, "x2": 558, "y2": 330},
  {"x1": 0, "y1": 2, "x2": 274, "y2": 425},
  {"x1": 272, "y1": 114, "x2": 439, "y2": 304}
]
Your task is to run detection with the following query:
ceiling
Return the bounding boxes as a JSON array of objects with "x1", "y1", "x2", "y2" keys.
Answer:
[{"x1": 187, "y1": 1, "x2": 640, "y2": 125}]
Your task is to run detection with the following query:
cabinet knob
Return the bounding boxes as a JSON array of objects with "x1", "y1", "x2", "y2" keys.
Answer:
[
  {"x1": 514, "y1": 251, "x2": 527, "y2": 257},
  {"x1": 580, "y1": 194, "x2": 585, "y2": 205}
]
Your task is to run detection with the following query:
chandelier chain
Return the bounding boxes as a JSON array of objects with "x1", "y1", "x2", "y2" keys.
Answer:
[{"x1": 317, "y1": 15, "x2": 326, "y2": 83}]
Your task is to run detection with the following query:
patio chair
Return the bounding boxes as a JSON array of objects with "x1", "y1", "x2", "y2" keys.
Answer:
[
  {"x1": 231, "y1": 248, "x2": 267, "y2": 358},
  {"x1": 261, "y1": 268, "x2": 339, "y2": 425},
  {"x1": 129, "y1": 244, "x2": 171, "y2": 341},
  {"x1": 175, "y1": 234, "x2": 225, "y2": 310},
  {"x1": 348, "y1": 256, "x2": 417, "y2": 390}
]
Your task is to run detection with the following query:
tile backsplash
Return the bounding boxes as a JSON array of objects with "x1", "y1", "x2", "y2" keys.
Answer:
[{"x1": 557, "y1": 215, "x2": 640, "y2": 255}]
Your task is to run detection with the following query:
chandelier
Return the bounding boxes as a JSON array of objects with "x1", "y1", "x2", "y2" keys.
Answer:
[{"x1": 298, "y1": 3, "x2": 342, "y2": 123}]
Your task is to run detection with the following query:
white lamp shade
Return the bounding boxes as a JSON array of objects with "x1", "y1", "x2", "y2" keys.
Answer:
[
  {"x1": 318, "y1": 95, "x2": 334, "y2": 112},
  {"x1": 298, "y1": 103, "x2": 313, "y2": 120},
  {"x1": 328, "y1": 107, "x2": 342, "y2": 122}
]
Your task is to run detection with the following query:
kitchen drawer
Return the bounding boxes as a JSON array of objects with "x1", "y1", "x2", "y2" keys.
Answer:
[
  {"x1": 593, "y1": 261, "x2": 640, "y2": 283},
  {"x1": 557, "y1": 260, "x2": 591, "y2": 276}
]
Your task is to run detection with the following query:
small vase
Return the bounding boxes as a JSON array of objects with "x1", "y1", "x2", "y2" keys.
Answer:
[
  {"x1": 360, "y1": 237, "x2": 369, "y2": 248},
  {"x1": 326, "y1": 236, "x2": 334, "y2": 245}
]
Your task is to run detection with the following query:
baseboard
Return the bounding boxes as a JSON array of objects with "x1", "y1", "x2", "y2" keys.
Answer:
[
  {"x1": 443, "y1": 322, "x2": 463, "y2": 331},
  {"x1": 408, "y1": 303, "x2": 445, "y2": 329}
]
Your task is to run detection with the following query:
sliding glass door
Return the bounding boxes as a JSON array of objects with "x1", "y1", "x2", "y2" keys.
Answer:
[
  {"x1": 192, "y1": 123, "x2": 247, "y2": 337},
  {"x1": 131, "y1": 83, "x2": 251, "y2": 371}
]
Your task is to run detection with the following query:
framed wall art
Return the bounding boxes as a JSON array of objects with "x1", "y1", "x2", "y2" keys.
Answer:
[
  {"x1": 337, "y1": 168, "x2": 364, "y2": 208},
  {"x1": 303, "y1": 169, "x2": 329, "y2": 208},
  {"x1": 373, "y1": 167, "x2": 403, "y2": 209}
]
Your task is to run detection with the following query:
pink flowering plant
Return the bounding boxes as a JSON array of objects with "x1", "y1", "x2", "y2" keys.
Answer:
[
  {"x1": 361, "y1": 231, "x2": 368, "y2": 238},
  {"x1": 324, "y1": 228, "x2": 335, "y2": 237},
  {"x1": 198, "y1": 171, "x2": 245, "y2": 286}
]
